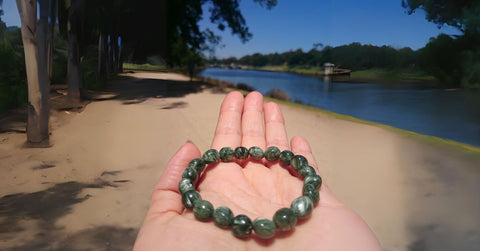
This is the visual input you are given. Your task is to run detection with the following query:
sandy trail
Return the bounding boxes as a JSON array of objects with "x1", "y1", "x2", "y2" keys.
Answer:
[{"x1": 0, "y1": 71, "x2": 479, "y2": 250}]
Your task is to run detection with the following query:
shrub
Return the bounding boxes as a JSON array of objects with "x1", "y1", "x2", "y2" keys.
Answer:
[
  {"x1": 266, "y1": 88, "x2": 291, "y2": 101},
  {"x1": 236, "y1": 83, "x2": 255, "y2": 92}
]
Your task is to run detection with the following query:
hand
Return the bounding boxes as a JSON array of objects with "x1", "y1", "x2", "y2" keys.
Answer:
[{"x1": 133, "y1": 91, "x2": 381, "y2": 250}]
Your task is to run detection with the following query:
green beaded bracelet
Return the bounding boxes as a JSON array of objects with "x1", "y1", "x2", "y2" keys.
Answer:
[{"x1": 178, "y1": 146, "x2": 322, "y2": 239}]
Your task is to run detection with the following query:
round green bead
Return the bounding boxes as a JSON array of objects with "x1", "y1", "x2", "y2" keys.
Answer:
[
  {"x1": 264, "y1": 146, "x2": 281, "y2": 162},
  {"x1": 279, "y1": 150, "x2": 294, "y2": 166},
  {"x1": 178, "y1": 178, "x2": 194, "y2": 194},
  {"x1": 249, "y1": 146, "x2": 264, "y2": 160},
  {"x1": 291, "y1": 196, "x2": 313, "y2": 219},
  {"x1": 219, "y1": 147, "x2": 235, "y2": 162},
  {"x1": 188, "y1": 158, "x2": 206, "y2": 173},
  {"x1": 193, "y1": 200, "x2": 214, "y2": 221},
  {"x1": 253, "y1": 217, "x2": 276, "y2": 239},
  {"x1": 182, "y1": 167, "x2": 198, "y2": 182},
  {"x1": 232, "y1": 214, "x2": 253, "y2": 238},
  {"x1": 290, "y1": 155, "x2": 308, "y2": 171},
  {"x1": 273, "y1": 208, "x2": 297, "y2": 231},
  {"x1": 303, "y1": 184, "x2": 320, "y2": 205},
  {"x1": 213, "y1": 206, "x2": 234, "y2": 228},
  {"x1": 304, "y1": 174, "x2": 322, "y2": 189},
  {"x1": 203, "y1": 149, "x2": 220, "y2": 164},
  {"x1": 298, "y1": 165, "x2": 316, "y2": 178},
  {"x1": 234, "y1": 146, "x2": 249, "y2": 160},
  {"x1": 182, "y1": 190, "x2": 201, "y2": 210}
]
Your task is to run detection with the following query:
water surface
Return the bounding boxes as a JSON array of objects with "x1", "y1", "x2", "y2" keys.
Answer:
[{"x1": 199, "y1": 68, "x2": 480, "y2": 147}]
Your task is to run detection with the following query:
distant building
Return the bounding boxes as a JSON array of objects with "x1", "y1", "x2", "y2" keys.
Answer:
[{"x1": 324, "y1": 62, "x2": 335, "y2": 75}]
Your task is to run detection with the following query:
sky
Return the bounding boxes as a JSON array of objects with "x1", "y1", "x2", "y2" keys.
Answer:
[{"x1": 2, "y1": 0, "x2": 462, "y2": 59}]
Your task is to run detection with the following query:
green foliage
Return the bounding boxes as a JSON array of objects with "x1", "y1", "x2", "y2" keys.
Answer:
[
  {"x1": 417, "y1": 33, "x2": 480, "y2": 88},
  {"x1": 52, "y1": 27, "x2": 68, "y2": 84},
  {"x1": 402, "y1": 0, "x2": 480, "y2": 35},
  {"x1": 0, "y1": 28, "x2": 27, "y2": 114},
  {"x1": 461, "y1": 49, "x2": 480, "y2": 88},
  {"x1": 221, "y1": 43, "x2": 419, "y2": 71},
  {"x1": 403, "y1": 0, "x2": 480, "y2": 88},
  {"x1": 123, "y1": 63, "x2": 167, "y2": 72}
]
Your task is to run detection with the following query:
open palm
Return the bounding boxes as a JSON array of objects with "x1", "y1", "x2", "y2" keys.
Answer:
[{"x1": 134, "y1": 91, "x2": 381, "y2": 250}]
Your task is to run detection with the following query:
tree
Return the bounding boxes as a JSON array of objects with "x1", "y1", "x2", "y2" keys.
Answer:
[
  {"x1": 16, "y1": 0, "x2": 50, "y2": 145},
  {"x1": 403, "y1": 0, "x2": 480, "y2": 87},
  {"x1": 402, "y1": 0, "x2": 480, "y2": 36}
]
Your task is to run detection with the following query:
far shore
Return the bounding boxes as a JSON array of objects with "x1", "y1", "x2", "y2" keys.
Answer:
[{"x1": 206, "y1": 65, "x2": 439, "y2": 87}]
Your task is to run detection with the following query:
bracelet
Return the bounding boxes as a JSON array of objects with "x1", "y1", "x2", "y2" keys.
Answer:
[{"x1": 178, "y1": 146, "x2": 322, "y2": 239}]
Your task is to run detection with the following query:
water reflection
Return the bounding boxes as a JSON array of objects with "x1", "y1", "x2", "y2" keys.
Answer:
[{"x1": 199, "y1": 68, "x2": 480, "y2": 146}]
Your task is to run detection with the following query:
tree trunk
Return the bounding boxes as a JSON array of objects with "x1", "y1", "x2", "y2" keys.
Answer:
[
  {"x1": 108, "y1": 35, "x2": 113, "y2": 74},
  {"x1": 118, "y1": 36, "x2": 123, "y2": 73},
  {"x1": 67, "y1": 0, "x2": 84, "y2": 100},
  {"x1": 46, "y1": 0, "x2": 57, "y2": 80},
  {"x1": 16, "y1": 0, "x2": 50, "y2": 146},
  {"x1": 111, "y1": 35, "x2": 118, "y2": 73},
  {"x1": 97, "y1": 33, "x2": 108, "y2": 80},
  {"x1": 67, "y1": 30, "x2": 82, "y2": 99}
]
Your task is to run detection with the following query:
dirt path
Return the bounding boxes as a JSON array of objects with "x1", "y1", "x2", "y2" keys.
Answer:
[{"x1": 0, "y1": 71, "x2": 479, "y2": 250}]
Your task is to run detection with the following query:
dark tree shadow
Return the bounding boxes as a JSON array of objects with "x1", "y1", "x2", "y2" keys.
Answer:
[
  {"x1": 101, "y1": 76, "x2": 209, "y2": 105},
  {"x1": 0, "y1": 179, "x2": 134, "y2": 250}
]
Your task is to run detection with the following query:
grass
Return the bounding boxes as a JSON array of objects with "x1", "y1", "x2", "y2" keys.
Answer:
[
  {"x1": 351, "y1": 68, "x2": 436, "y2": 83},
  {"x1": 254, "y1": 66, "x2": 437, "y2": 85},
  {"x1": 256, "y1": 66, "x2": 324, "y2": 76},
  {"x1": 123, "y1": 63, "x2": 167, "y2": 72}
]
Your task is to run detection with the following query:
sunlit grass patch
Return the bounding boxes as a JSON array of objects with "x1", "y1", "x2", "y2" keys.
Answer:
[{"x1": 123, "y1": 63, "x2": 167, "y2": 72}]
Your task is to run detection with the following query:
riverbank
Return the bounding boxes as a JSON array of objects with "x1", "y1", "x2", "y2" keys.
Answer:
[
  {"x1": 251, "y1": 66, "x2": 438, "y2": 86},
  {"x1": 1, "y1": 71, "x2": 479, "y2": 250}
]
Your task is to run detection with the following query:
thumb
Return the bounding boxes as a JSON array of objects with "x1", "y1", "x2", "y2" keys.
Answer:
[{"x1": 148, "y1": 141, "x2": 201, "y2": 216}]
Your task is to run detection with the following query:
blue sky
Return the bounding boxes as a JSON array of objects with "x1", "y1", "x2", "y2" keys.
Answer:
[{"x1": 2, "y1": 0, "x2": 461, "y2": 59}]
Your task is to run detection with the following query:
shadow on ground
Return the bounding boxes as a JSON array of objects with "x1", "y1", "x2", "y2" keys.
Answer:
[
  {"x1": 0, "y1": 178, "x2": 137, "y2": 250},
  {"x1": 0, "y1": 73, "x2": 213, "y2": 135},
  {"x1": 99, "y1": 75, "x2": 209, "y2": 105}
]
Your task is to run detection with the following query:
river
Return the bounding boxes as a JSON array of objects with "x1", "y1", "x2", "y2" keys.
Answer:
[{"x1": 199, "y1": 68, "x2": 480, "y2": 147}]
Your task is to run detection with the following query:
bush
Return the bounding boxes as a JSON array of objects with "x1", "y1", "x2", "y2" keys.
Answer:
[
  {"x1": 0, "y1": 41, "x2": 27, "y2": 114},
  {"x1": 236, "y1": 83, "x2": 255, "y2": 92},
  {"x1": 266, "y1": 88, "x2": 291, "y2": 101}
]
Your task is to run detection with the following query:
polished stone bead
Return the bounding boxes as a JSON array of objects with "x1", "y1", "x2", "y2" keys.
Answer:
[
  {"x1": 291, "y1": 196, "x2": 313, "y2": 219},
  {"x1": 304, "y1": 174, "x2": 322, "y2": 189},
  {"x1": 253, "y1": 217, "x2": 276, "y2": 239},
  {"x1": 303, "y1": 184, "x2": 320, "y2": 205},
  {"x1": 178, "y1": 178, "x2": 194, "y2": 194},
  {"x1": 219, "y1": 147, "x2": 235, "y2": 162},
  {"x1": 182, "y1": 190, "x2": 201, "y2": 210},
  {"x1": 203, "y1": 149, "x2": 220, "y2": 164},
  {"x1": 290, "y1": 155, "x2": 308, "y2": 171},
  {"x1": 213, "y1": 206, "x2": 234, "y2": 228},
  {"x1": 273, "y1": 208, "x2": 297, "y2": 231},
  {"x1": 249, "y1": 146, "x2": 264, "y2": 160},
  {"x1": 182, "y1": 167, "x2": 198, "y2": 182},
  {"x1": 193, "y1": 200, "x2": 214, "y2": 221},
  {"x1": 279, "y1": 150, "x2": 294, "y2": 166},
  {"x1": 188, "y1": 158, "x2": 206, "y2": 173},
  {"x1": 232, "y1": 214, "x2": 253, "y2": 238},
  {"x1": 298, "y1": 165, "x2": 316, "y2": 178},
  {"x1": 234, "y1": 146, "x2": 249, "y2": 160},
  {"x1": 264, "y1": 146, "x2": 281, "y2": 162}
]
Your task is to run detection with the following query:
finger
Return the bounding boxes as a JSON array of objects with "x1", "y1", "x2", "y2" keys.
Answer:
[
  {"x1": 290, "y1": 136, "x2": 318, "y2": 171},
  {"x1": 264, "y1": 102, "x2": 289, "y2": 151},
  {"x1": 241, "y1": 91, "x2": 266, "y2": 149},
  {"x1": 148, "y1": 142, "x2": 201, "y2": 216},
  {"x1": 211, "y1": 91, "x2": 244, "y2": 149}
]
